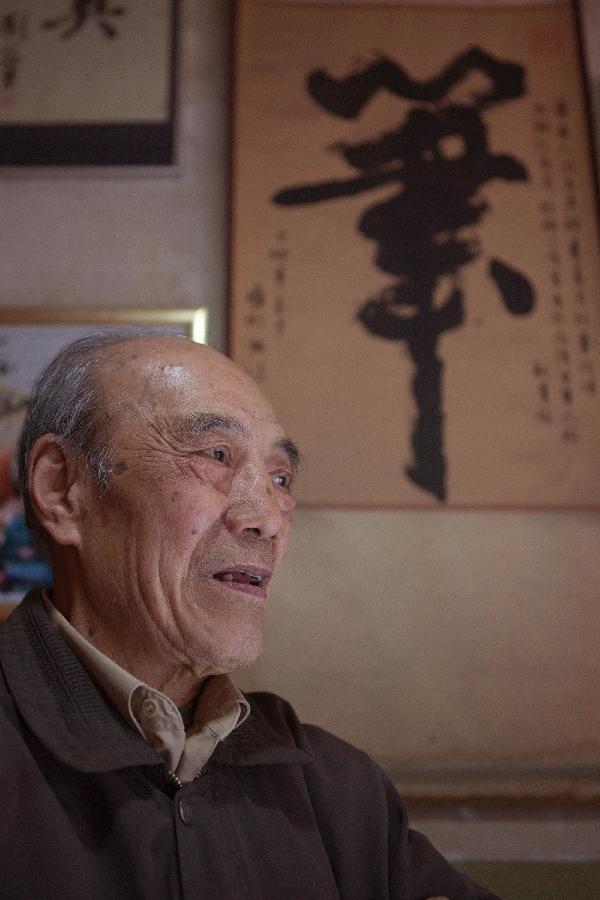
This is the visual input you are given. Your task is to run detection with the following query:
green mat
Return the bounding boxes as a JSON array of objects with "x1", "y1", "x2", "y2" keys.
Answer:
[{"x1": 457, "y1": 862, "x2": 600, "y2": 900}]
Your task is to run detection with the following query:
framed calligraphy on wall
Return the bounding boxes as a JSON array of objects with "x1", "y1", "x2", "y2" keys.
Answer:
[
  {"x1": 229, "y1": 0, "x2": 600, "y2": 510},
  {"x1": 0, "y1": 0, "x2": 178, "y2": 165}
]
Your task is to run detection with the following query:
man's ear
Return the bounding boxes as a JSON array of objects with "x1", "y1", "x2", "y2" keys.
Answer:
[{"x1": 28, "y1": 435, "x2": 88, "y2": 548}]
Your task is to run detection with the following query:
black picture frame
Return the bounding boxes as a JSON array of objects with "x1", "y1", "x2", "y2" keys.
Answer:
[{"x1": 0, "y1": 0, "x2": 179, "y2": 167}]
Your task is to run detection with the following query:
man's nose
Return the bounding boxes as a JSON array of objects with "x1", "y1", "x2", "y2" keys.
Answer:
[{"x1": 224, "y1": 469, "x2": 287, "y2": 540}]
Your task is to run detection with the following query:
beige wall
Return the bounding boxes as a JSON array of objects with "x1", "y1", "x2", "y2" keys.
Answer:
[{"x1": 2, "y1": 0, "x2": 599, "y2": 860}]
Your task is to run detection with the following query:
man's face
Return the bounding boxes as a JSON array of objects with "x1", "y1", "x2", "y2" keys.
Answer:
[{"x1": 72, "y1": 339, "x2": 297, "y2": 676}]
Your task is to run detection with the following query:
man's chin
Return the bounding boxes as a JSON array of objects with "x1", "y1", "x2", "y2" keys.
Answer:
[
  {"x1": 188, "y1": 631, "x2": 264, "y2": 676},
  {"x1": 220, "y1": 637, "x2": 264, "y2": 674}
]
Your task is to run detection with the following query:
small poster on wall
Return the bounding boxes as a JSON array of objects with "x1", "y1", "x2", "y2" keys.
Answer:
[
  {"x1": 0, "y1": 0, "x2": 178, "y2": 164},
  {"x1": 229, "y1": 0, "x2": 600, "y2": 509}
]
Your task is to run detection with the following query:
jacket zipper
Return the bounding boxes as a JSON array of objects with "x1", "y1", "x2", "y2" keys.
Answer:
[{"x1": 164, "y1": 768, "x2": 203, "y2": 790}]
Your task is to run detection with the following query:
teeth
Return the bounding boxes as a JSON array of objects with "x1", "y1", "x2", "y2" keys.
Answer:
[{"x1": 216, "y1": 571, "x2": 264, "y2": 584}]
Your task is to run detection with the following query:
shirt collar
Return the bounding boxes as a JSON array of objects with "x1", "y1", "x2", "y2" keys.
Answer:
[{"x1": 43, "y1": 591, "x2": 250, "y2": 777}]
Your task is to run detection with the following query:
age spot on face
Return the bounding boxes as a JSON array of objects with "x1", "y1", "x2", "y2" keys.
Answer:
[{"x1": 114, "y1": 460, "x2": 128, "y2": 475}]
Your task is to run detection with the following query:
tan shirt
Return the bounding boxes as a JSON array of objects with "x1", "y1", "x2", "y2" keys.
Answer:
[{"x1": 44, "y1": 594, "x2": 249, "y2": 785}]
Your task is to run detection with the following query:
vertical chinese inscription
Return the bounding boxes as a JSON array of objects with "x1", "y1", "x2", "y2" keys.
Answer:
[
  {"x1": 243, "y1": 284, "x2": 266, "y2": 384},
  {"x1": 533, "y1": 98, "x2": 596, "y2": 444},
  {"x1": 271, "y1": 230, "x2": 288, "y2": 336},
  {"x1": 243, "y1": 231, "x2": 290, "y2": 383}
]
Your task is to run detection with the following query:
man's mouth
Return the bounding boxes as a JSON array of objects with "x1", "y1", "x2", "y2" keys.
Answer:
[{"x1": 212, "y1": 567, "x2": 272, "y2": 597}]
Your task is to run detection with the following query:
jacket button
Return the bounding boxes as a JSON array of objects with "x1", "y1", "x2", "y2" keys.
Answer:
[
  {"x1": 178, "y1": 798, "x2": 193, "y2": 826},
  {"x1": 141, "y1": 697, "x2": 159, "y2": 718}
]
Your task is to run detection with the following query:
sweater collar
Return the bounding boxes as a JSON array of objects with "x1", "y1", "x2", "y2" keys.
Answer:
[{"x1": 0, "y1": 591, "x2": 312, "y2": 773}]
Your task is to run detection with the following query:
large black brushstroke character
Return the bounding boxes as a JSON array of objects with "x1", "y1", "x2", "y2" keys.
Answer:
[
  {"x1": 274, "y1": 47, "x2": 535, "y2": 501},
  {"x1": 44, "y1": 1, "x2": 126, "y2": 40}
]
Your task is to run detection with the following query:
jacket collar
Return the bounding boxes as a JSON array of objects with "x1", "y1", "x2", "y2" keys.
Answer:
[{"x1": 0, "y1": 591, "x2": 311, "y2": 773}]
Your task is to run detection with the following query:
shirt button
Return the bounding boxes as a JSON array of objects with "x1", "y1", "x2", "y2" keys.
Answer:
[
  {"x1": 141, "y1": 698, "x2": 159, "y2": 718},
  {"x1": 178, "y1": 798, "x2": 193, "y2": 826}
]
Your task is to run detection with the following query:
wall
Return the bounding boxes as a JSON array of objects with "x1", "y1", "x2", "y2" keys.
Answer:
[{"x1": 1, "y1": 0, "x2": 599, "y2": 862}]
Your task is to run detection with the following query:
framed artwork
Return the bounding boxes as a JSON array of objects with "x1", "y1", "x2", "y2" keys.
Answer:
[
  {"x1": 229, "y1": 0, "x2": 600, "y2": 510},
  {"x1": 0, "y1": 0, "x2": 178, "y2": 165},
  {"x1": 0, "y1": 306, "x2": 207, "y2": 614}
]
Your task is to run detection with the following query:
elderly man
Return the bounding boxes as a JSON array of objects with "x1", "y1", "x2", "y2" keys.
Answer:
[{"x1": 0, "y1": 333, "x2": 497, "y2": 899}]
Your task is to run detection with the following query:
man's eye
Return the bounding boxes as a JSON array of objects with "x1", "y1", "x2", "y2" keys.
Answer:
[
  {"x1": 206, "y1": 447, "x2": 228, "y2": 463},
  {"x1": 272, "y1": 472, "x2": 292, "y2": 489}
]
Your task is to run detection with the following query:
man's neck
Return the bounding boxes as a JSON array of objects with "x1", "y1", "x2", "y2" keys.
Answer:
[{"x1": 48, "y1": 585, "x2": 214, "y2": 707}]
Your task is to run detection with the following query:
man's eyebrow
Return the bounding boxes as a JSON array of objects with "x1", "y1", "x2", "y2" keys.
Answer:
[
  {"x1": 173, "y1": 412, "x2": 246, "y2": 440},
  {"x1": 276, "y1": 437, "x2": 302, "y2": 474}
]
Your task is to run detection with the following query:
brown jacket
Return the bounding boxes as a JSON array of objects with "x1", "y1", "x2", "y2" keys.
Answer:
[{"x1": 0, "y1": 592, "x2": 499, "y2": 899}]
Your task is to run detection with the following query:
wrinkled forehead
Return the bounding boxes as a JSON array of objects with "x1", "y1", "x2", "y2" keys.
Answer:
[{"x1": 99, "y1": 337, "x2": 279, "y2": 430}]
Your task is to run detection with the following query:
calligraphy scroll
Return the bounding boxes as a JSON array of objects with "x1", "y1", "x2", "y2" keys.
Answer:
[
  {"x1": 230, "y1": 0, "x2": 600, "y2": 508},
  {"x1": 0, "y1": 0, "x2": 177, "y2": 164}
]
